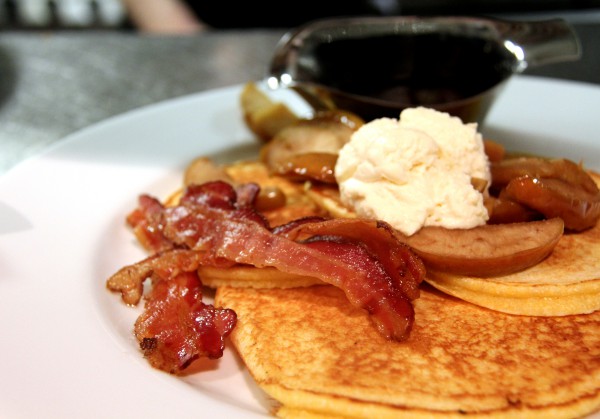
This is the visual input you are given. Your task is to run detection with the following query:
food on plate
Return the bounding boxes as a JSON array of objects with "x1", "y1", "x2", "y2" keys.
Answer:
[
  {"x1": 293, "y1": 105, "x2": 600, "y2": 314},
  {"x1": 106, "y1": 82, "x2": 600, "y2": 418},
  {"x1": 335, "y1": 107, "x2": 491, "y2": 236},
  {"x1": 397, "y1": 217, "x2": 565, "y2": 277},
  {"x1": 216, "y1": 284, "x2": 600, "y2": 418},
  {"x1": 240, "y1": 82, "x2": 299, "y2": 142},
  {"x1": 423, "y1": 174, "x2": 600, "y2": 316},
  {"x1": 108, "y1": 179, "x2": 426, "y2": 372},
  {"x1": 491, "y1": 157, "x2": 600, "y2": 231},
  {"x1": 195, "y1": 147, "x2": 598, "y2": 317}
]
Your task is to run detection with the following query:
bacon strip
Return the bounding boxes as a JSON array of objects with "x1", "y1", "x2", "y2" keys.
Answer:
[
  {"x1": 107, "y1": 249, "x2": 236, "y2": 373},
  {"x1": 274, "y1": 217, "x2": 424, "y2": 300},
  {"x1": 135, "y1": 271, "x2": 236, "y2": 374},
  {"x1": 106, "y1": 249, "x2": 210, "y2": 305},
  {"x1": 274, "y1": 217, "x2": 425, "y2": 340},
  {"x1": 127, "y1": 194, "x2": 173, "y2": 253},
  {"x1": 108, "y1": 181, "x2": 426, "y2": 372}
]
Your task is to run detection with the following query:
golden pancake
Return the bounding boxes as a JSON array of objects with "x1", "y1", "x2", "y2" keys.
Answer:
[
  {"x1": 305, "y1": 172, "x2": 600, "y2": 316},
  {"x1": 420, "y1": 172, "x2": 600, "y2": 316},
  {"x1": 199, "y1": 265, "x2": 323, "y2": 289},
  {"x1": 215, "y1": 284, "x2": 600, "y2": 419},
  {"x1": 166, "y1": 159, "x2": 325, "y2": 225},
  {"x1": 305, "y1": 184, "x2": 356, "y2": 220}
]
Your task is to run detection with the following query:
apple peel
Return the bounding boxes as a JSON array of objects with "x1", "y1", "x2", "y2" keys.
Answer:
[{"x1": 398, "y1": 217, "x2": 564, "y2": 277}]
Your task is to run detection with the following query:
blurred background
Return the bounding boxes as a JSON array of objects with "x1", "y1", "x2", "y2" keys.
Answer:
[
  {"x1": 0, "y1": 0, "x2": 127, "y2": 30},
  {"x1": 0, "y1": 0, "x2": 598, "y2": 176},
  {"x1": 0, "y1": 0, "x2": 599, "y2": 32}
]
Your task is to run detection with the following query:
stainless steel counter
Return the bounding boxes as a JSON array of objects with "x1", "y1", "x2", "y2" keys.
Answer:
[{"x1": 0, "y1": 21, "x2": 598, "y2": 175}]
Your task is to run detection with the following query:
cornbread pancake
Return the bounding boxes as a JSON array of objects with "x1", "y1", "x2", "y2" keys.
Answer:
[
  {"x1": 304, "y1": 172, "x2": 600, "y2": 316},
  {"x1": 215, "y1": 284, "x2": 600, "y2": 419},
  {"x1": 199, "y1": 265, "x2": 323, "y2": 289},
  {"x1": 162, "y1": 160, "x2": 329, "y2": 289},
  {"x1": 166, "y1": 159, "x2": 325, "y2": 225},
  {"x1": 305, "y1": 184, "x2": 357, "y2": 219},
  {"x1": 424, "y1": 253, "x2": 600, "y2": 317}
]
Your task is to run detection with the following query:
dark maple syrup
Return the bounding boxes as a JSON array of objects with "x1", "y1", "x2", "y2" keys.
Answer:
[
  {"x1": 305, "y1": 33, "x2": 517, "y2": 106},
  {"x1": 291, "y1": 32, "x2": 519, "y2": 122}
]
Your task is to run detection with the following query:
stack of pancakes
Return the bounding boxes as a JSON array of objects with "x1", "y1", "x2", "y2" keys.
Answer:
[
  {"x1": 306, "y1": 173, "x2": 600, "y2": 318},
  {"x1": 216, "y1": 284, "x2": 600, "y2": 418},
  {"x1": 201, "y1": 161, "x2": 600, "y2": 418}
]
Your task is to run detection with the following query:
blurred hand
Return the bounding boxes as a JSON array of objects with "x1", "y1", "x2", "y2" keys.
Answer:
[{"x1": 121, "y1": 0, "x2": 206, "y2": 34}]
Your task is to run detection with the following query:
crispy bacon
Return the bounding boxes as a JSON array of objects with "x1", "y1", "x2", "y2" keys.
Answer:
[
  {"x1": 274, "y1": 217, "x2": 425, "y2": 340},
  {"x1": 127, "y1": 195, "x2": 173, "y2": 253},
  {"x1": 106, "y1": 249, "x2": 211, "y2": 305},
  {"x1": 164, "y1": 182, "x2": 425, "y2": 339},
  {"x1": 135, "y1": 271, "x2": 236, "y2": 374},
  {"x1": 274, "y1": 217, "x2": 424, "y2": 301},
  {"x1": 108, "y1": 249, "x2": 236, "y2": 373},
  {"x1": 107, "y1": 180, "x2": 426, "y2": 372}
]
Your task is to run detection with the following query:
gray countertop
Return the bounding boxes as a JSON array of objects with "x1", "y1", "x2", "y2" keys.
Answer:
[{"x1": 0, "y1": 20, "x2": 598, "y2": 175}]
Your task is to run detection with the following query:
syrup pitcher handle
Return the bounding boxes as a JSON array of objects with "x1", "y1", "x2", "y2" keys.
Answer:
[{"x1": 496, "y1": 18, "x2": 581, "y2": 70}]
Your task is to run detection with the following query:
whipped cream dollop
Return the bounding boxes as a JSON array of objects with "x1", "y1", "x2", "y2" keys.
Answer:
[{"x1": 334, "y1": 107, "x2": 491, "y2": 236}]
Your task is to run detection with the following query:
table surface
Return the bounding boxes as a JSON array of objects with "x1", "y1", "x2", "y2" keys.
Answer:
[{"x1": 0, "y1": 18, "x2": 599, "y2": 176}]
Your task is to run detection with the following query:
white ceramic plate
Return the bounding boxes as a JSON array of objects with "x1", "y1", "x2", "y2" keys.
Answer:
[{"x1": 1, "y1": 76, "x2": 599, "y2": 419}]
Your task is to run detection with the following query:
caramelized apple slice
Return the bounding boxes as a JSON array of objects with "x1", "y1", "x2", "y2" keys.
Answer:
[
  {"x1": 491, "y1": 157, "x2": 599, "y2": 194},
  {"x1": 505, "y1": 176, "x2": 600, "y2": 231},
  {"x1": 240, "y1": 82, "x2": 299, "y2": 142},
  {"x1": 483, "y1": 138, "x2": 506, "y2": 163},
  {"x1": 485, "y1": 196, "x2": 542, "y2": 224},
  {"x1": 273, "y1": 152, "x2": 338, "y2": 184},
  {"x1": 184, "y1": 157, "x2": 233, "y2": 187},
  {"x1": 398, "y1": 218, "x2": 564, "y2": 277},
  {"x1": 260, "y1": 110, "x2": 363, "y2": 173}
]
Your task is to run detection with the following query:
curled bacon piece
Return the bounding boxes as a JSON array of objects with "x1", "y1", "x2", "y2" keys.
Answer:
[
  {"x1": 107, "y1": 249, "x2": 237, "y2": 374},
  {"x1": 107, "y1": 249, "x2": 210, "y2": 305},
  {"x1": 274, "y1": 217, "x2": 425, "y2": 339},
  {"x1": 135, "y1": 271, "x2": 236, "y2": 374},
  {"x1": 108, "y1": 180, "x2": 425, "y2": 372},
  {"x1": 126, "y1": 194, "x2": 173, "y2": 253},
  {"x1": 167, "y1": 182, "x2": 425, "y2": 340}
]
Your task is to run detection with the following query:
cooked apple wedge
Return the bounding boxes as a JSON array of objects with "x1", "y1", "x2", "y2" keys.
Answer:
[
  {"x1": 504, "y1": 176, "x2": 600, "y2": 231},
  {"x1": 398, "y1": 218, "x2": 564, "y2": 277},
  {"x1": 240, "y1": 82, "x2": 299, "y2": 142}
]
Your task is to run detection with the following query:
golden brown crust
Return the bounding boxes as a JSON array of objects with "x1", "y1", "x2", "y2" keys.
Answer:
[{"x1": 216, "y1": 284, "x2": 600, "y2": 418}]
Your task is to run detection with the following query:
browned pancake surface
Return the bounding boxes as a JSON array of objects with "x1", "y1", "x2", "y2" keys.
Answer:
[{"x1": 215, "y1": 284, "x2": 600, "y2": 418}]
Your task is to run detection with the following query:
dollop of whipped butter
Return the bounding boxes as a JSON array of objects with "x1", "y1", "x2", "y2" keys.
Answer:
[{"x1": 334, "y1": 107, "x2": 491, "y2": 236}]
